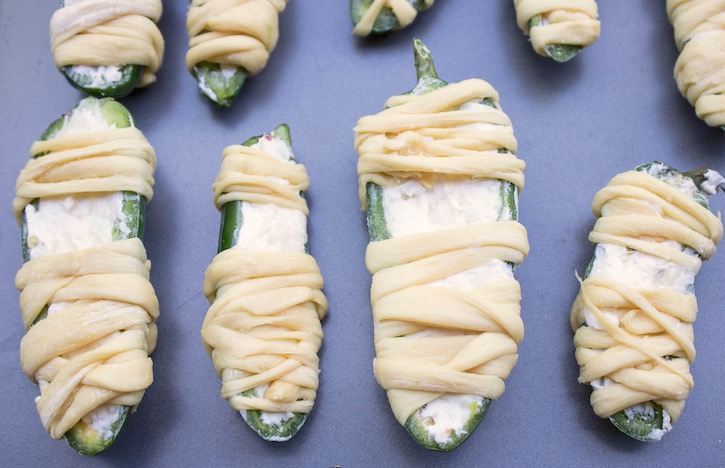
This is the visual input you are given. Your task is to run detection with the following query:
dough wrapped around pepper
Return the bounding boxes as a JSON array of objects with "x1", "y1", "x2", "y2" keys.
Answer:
[
  {"x1": 351, "y1": 0, "x2": 435, "y2": 36},
  {"x1": 50, "y1": 0, "x2": 164, "y2": 98},
  {"x1": 514, "y1": 0, "x2": 600, "y2": 62},
  {"x1": 667, "y1": 0, "x2": 725, "y2": 128},
  {"x1": 354, "y1": 38, "x2": 529, "y2": 452},
  {"x1": 202, "y1": 124, "x2": 327, "y2": 441},
  {"x1": 13, "y1": 97, "x2": 159, "y2": 456},
  {"x1": 186, "y1": 0, "x2": 288, "y2": 107},
  {"x1": 571, "y1": 162, "x2": 724, "y2": 441}
]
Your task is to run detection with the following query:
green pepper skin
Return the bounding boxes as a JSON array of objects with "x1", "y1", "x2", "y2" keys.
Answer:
[
  {"x1": 22, "y1": 97, "x2": 146, "y2": 456},
  {"x1": 528, "y1": 15, "x2": 583, "y2": 62},
  {"x1": 63, "y1": 406, "x2": 131, "y2": 457},
  {"x1": 193, "y1": 62, "x2": 248, "y2": 108},
  {"x1": 351, "y1": 0, "x2": 429, "y2": 35},
  {"x1": 580, "y1": 162, "x2": 714, "y2": 442},
  {"x1": 365, "y1": 38, "x2": 522, "y2": 452},
  {"x1": 609, "y1": 402, "x2": 668, "y2": 442},
  {"x1": 216, "y1": 123, "x2": 310, "y2": 441}
]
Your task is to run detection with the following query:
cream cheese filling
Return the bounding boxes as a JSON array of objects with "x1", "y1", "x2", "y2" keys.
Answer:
[{"x1": 417, "y1": 394, "x2": 483, "y2": 445}]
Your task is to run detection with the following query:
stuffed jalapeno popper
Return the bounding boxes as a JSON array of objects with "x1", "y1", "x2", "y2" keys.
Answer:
[
  {"x1": 351, "y1": 0, "x2": 434, "y2": 36},
  {"x1": 667, "y1": 0, "x2": 725, "y2": 128},
  {"x1": 514, "y1": 0, "x2": 600, "y2": 62},
  {"x1": 13, "y1": 97, "x2": 159, "y2": 455},
  {"x1": 571, "y1": 162, "x2": 724, "y2": 441},
  {"x1": 186, "y1": 0, "x2": 288, "y2": 107},
  {"x1": 355, "y1": 38, "x2": 529, "y2": 452},
  {"x1": 50, "y1": 0, "x2": 164, "y2": 98},
  {"x1": 202, "y1": 124, "x2": 327, "y2": 441}
]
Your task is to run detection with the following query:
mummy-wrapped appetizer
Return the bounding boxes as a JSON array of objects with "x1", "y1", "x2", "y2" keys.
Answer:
[
  {"x1": 667, "y1": 0, "x2": 725, "y2": 128},
  {"x1": 354, "y1": 39, "x2": 529, "y2": 451},
  {"x1": 186, "y1": 0, "x2": 288, "y2": 107},
  {"x1": 50, "y1": 0, "x2": 164, "y2": 98},
  {"x1": 514, "y1": 0, "x2": 600, "y2": 62},
  {"x1": 571, "y1": 163, "x2": 724, "y2": 441},
  {"x1": 202, "y1": 124, "x2": 327, "y2": 441},
  {"x1": 351, "y1": 0, "x2": 435, "y2": 36},
  {"x1": 13, "y1": 97, "x2": 159, "y2": 455}
]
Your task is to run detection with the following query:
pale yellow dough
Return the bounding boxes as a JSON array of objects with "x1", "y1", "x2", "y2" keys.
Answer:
[
  {"x1": 13, "y1": 124, "x2": 158, "y2": 439},
  {"x1": 50, "y1": 0, "x2": 164, "y2": 88},
  {"x1": 353, "y1": 0, "x2": 435, "y2": 36},
  {"x1": 668, "y1": 0, "x2": 725, "y2": 127},
  {"x1": 571, "y1": 170, "x2": 722, "y2": 422},
  {"x1": 202, "y1": 141, "x2": 327, "y2": 414},
  {"x1": 514, "y1": 0, "x2": 600, "y2": 56},
  {"x1": 186, "y1": 0, "x2": 288, "y2": 76},
  {"x1": 355, "y1": 79, "x2": 529, "y2": 424}
]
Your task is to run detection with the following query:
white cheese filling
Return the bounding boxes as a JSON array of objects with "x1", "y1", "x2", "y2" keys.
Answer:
[
  {"x1": 80, "y1": 404, "x2": 122, "y2": 440},
  {"x1": 25, "y1": 98, "x2": 128, "y2": 438},
  {"x1": 417, "y1": 394, "x2": 483, "y2": 445},
  {"x1": 26, "y1": 194, "x2": 124, "y2": 259},
  {"x1": 383, "y1": 178, "x2": 501, "y2": 237},
  {"x1": 70, "y1": 65, "x2": 124, "y2": 89},
  {"x1": 380, "y1": 99, "x2": 512, "y2": 441},
  {"x1": 235, "y1": 133, "x2": 306, "y2": 430}
]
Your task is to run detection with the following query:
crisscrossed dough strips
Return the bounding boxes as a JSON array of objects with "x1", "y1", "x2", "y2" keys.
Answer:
[
  {"x1": 186, "y1": 0, "x2": 288, "y2": 76},
  {"x1": 667, "y1": 0, "x2": 725, "y2": 127},
  {"x1": 15, "y1": 238, "x2": 159, "y2": 439},
  {"x1": 570, "y1": 170, "x2": 722, "y2": 422},
  {"x1": 353, "y1": 0, "x2": 435, "y2": 36},
  {"x1": 354, "y1": 78, "x2": 529, "y2": 424},
  {"x1": 50, "y1": 0, "x2": 164, "y2": 88},
  {"x1": 514, "y1": 0, "x2": 600, "y2": 56},
  {"x1": 13, "y1": 127, "x2": 157, "y2": 222},
  {"x1": 202, "y1": 141, "x2": 327, "y2": 414},
  {"x1": 212, "y1": 143, "x2": 309, "y2": 214}
]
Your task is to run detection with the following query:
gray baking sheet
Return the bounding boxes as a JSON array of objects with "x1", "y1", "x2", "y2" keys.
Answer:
[{"x1": 1, "y1": 1, "x2": 724, "y2": 466}]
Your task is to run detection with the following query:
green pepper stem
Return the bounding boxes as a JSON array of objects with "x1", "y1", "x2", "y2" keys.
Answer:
[
  {"x1": 410, "y1": 38, "x2": 447, "y2": 95},
  {"x1": 684, "y1": 167, "x2": 725, "y2": 194},
  {"x1": 413, "y1": 38, "x2": 438, "y2": 82}
]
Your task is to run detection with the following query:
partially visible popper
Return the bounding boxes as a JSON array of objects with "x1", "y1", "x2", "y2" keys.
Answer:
[
  {"x1": 351, "y1": 0, "x2": 435, "y2": 36},
  {"x1": 186, "y1": 0, "x2": 288, "y2": 107},
  {"x1": 571, "y1": 162, "x2": 724, "y2": 441},
  {"x1": 513, "y1": 0, "x2": 600, "y2": 62},
  {"x1": 50, "y1": 0, "x2": 164, "y2": 98}
]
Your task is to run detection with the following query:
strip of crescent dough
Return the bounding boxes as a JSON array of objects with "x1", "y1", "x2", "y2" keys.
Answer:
[
  {"x1": 514, "y1": 0, "x2": 600, "y2": 56},
  {"x1": 186, "y1": 0, "x2": 288, "y2": 76},
  {"x1": 13, "y1": 124, "x2": 158, "y2": 439},
  {"x1": 50, "y1": 0, "x2": 164, "y2": 87},
  {"x1": 353, "y1": 0, "x2": 435, "y2": 36},
  {"x1": 668, "y1": 0, "x2": 725, "y2": 127},
  {"x1": 570, "y1": 169, "x2": 722, "y2": 422},
  {"x1": 355, "y1": 78, "x2": 529, "y2": 424},
  {"x1": 202, "y1": 141, "x2": 327, "y2": 414}
]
